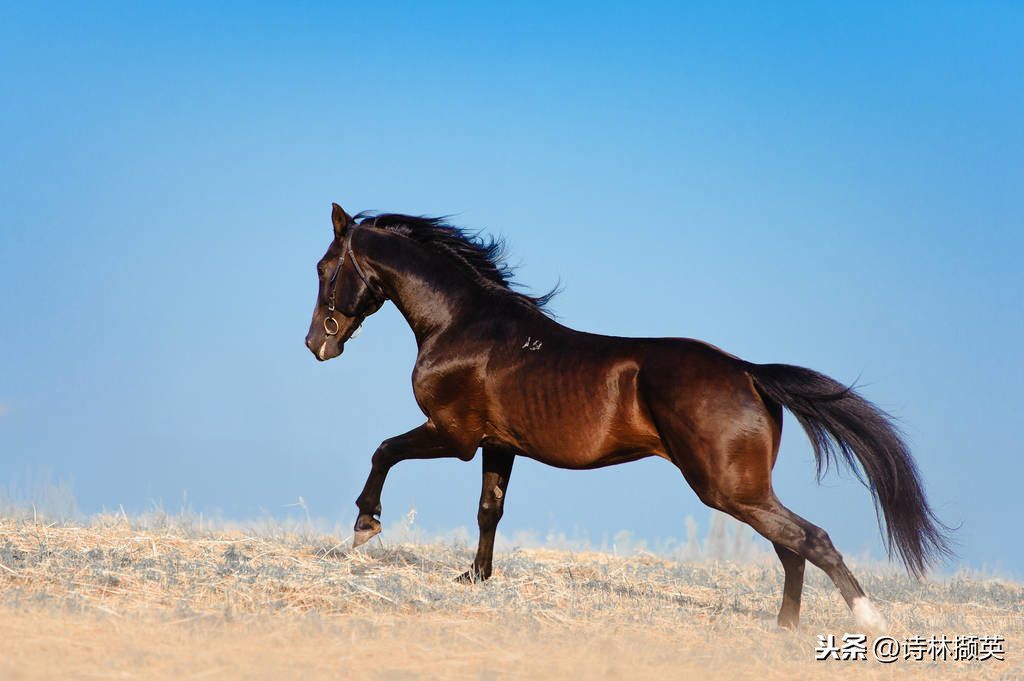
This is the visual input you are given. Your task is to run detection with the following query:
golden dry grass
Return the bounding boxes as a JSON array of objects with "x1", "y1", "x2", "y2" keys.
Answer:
[{"x1": 0, "y1": 517, "x2": 1020, "y2": 680}]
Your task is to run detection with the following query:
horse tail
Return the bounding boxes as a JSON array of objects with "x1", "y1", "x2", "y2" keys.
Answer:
[{"x1": 745, "y1": 362, "x2": 953, "y2": 577}]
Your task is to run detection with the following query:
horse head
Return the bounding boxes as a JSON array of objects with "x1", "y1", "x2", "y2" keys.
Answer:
[{"x1": 305, "y1": 203, "x2": 386, "y2": 361}]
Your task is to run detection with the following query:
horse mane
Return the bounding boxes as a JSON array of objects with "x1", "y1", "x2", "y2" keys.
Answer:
[{"x1": 355, "y1": 212, "x2": 556, "y2": 315}]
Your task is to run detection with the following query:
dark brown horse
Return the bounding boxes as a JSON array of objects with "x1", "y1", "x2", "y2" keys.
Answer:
[{"x1": 305, "y1": 203, "x2": 951, "y2": 633}]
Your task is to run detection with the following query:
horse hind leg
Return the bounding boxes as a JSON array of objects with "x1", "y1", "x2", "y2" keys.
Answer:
[
  {"x1": 734, "y1": 496, "x2": 887, "y2": 634},
  {"x1": 773, "y1": 542, "x2": 805, "y2": 629},
  {"x1": 702, "y1": 472, "x2": 885, "y2": 633},
  {"x1": 651, "y1": 398, "x2": 884, "y2": 633}
]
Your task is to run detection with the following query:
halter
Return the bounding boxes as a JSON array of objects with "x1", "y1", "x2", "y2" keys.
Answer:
[{"x1": 323, "y1": 223, "x2": 387, "y2": 337}]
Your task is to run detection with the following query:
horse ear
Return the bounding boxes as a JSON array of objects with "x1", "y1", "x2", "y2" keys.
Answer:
[{"x1": 332, "y1": 203, "x2": 353, "y2": 239}]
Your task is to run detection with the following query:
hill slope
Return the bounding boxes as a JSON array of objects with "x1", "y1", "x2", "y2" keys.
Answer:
[{"x1": 0, "y1": 518, "x2": 1019, "y2": 680}]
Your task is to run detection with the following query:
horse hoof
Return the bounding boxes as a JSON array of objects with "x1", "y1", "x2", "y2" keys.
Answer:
[
  {"x1": 852, "y1": 597, "x2": 888, "y2": 636},
  {"x1": 352, "y1": 517, "x2": 381, "y2": 548},
  {"x1": 352, "y1": 528, "x2": 380, "y2": 548},
  {"x1": 454, "y1": 570, "x2": 475, "y2": 584},
  {"x1": 776, "y1": 615, "x2": 800, "y2": 631},
  {"x1": 454, "y1": 568, "x2": 489, "y2": 584}
]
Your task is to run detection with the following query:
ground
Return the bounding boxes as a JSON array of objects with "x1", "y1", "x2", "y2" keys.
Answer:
[{"x1": 0, "y1": 518, "x2": 1020, "y2": 680}]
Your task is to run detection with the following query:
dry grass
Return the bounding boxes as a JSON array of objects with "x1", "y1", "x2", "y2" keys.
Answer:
[{"x1": 0, "y1": 516, "x2": 1020, "y2": 680}]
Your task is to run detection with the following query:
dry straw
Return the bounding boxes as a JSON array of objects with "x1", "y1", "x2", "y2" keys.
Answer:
[{"x1": 0, "y1": 515, "x2": 1020, "y2": 680}]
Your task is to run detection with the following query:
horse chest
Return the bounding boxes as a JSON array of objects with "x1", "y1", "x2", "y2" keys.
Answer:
[{"x1": 411, "y1": 359, "x2": 486, "y2": 412}]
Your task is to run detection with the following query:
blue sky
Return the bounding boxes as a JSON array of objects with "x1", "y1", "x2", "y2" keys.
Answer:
[{"x1": 2, "y1": 2, "x2": 1022, "y2": 575}]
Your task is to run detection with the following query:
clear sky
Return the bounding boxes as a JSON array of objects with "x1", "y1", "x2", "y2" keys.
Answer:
[{"x1": 2, "y1": 2, "x2": 1022, "y2": 575}]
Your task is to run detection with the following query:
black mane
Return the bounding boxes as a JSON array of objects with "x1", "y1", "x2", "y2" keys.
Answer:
[{"x1": 356, "y1": 212, "x2": 556, "y2": 314}]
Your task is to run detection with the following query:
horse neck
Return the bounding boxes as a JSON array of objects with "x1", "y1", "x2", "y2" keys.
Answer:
[{"x1": 358, "y1": 228, "x2": 488, "y2": 346}]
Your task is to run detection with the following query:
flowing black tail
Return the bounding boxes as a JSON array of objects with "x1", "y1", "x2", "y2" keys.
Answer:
[{"x1": 746, "y1": 362, "x2": 954, "y2": 577}]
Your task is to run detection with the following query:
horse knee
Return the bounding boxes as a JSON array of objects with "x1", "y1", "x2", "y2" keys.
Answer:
[
  {"x1": 478, "y1": 497, "x2": 504, "y2": 529},
  {"x1": 370, "y1": 438, "x2": 400, "y2": 469}
]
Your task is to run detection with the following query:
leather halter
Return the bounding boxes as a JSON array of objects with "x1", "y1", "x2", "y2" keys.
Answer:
[{"x1": 323, "y1": 223, "x2": 386, "y2": 337}]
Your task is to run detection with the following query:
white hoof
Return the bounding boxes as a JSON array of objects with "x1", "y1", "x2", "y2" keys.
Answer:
[{"x1": 852, "y1": 596, "x2": 888, "y2": 636}]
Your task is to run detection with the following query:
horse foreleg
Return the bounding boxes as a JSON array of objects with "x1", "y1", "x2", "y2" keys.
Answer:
[
  {"x1": 353, "y1": 421, "x2": 466, "y2": 547},
  {"x1": 456, "y1": 446, "x2": 514, "y2": 583}
]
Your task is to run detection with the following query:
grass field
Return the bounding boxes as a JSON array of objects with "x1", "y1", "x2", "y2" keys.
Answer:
[{"x1": 0, "y1": 516, "x2": 1020, "y2": 680}]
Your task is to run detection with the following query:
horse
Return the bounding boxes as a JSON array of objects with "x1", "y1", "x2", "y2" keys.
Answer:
[{"x1": 305, "y1": 203, "x2": 952, "y2": 633}]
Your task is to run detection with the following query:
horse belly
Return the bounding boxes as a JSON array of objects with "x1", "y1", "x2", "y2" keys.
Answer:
[{"x1": 486, "y1": 360, "x2": 666, "y2": 469}]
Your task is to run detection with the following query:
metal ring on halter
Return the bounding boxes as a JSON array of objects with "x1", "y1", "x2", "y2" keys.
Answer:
[{"x1": 323, "y1": 316, "x2": 340, "y2": 336}]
